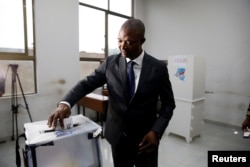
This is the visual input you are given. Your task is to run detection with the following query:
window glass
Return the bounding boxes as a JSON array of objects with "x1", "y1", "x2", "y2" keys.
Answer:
[
  {"x1": 80, "y1": 61, "x2": 100, "y2": 79},
  {"x1": 26, "y1": 0, "x2": 34, "y2": 56},
  {"x1": 79, "y1": 6, "x2": 105, "y2": 59},
  {"x1": 0, "y1": 61, "x2": 35, "y2": 96},
  {"x1": 79, "y1": 0, "x2": 108, "y2": 10},
  {"x1": 0, "y1": 0, "x2": 25, "y2": 53},
  {"x1": 108, "y1": 15, "x2": 127, "y2": 56},
  {"x1": 110, "y1": 0, "x2": 132, "y2": 16}
]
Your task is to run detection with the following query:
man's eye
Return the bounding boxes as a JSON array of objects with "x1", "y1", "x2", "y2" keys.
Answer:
[
  {"x1": 118, "y1": 40, "x2": 136, "y2": 45},
  {"x1": 127, "y1": 41, "x2": 136, "y2": 45}
]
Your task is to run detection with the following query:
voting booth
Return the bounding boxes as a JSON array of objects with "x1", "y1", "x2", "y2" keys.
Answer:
[
  {"x1": 166, "y1": 55, "x2": 206, "y2": 143},
  {"x1": 22, "y1": 114, "x2": 102, "y2": 167}
]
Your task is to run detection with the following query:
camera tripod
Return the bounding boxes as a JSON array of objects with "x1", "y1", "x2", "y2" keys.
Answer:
[{"x1": 9, "y1": 64, "x2": 32, "y2": 140}]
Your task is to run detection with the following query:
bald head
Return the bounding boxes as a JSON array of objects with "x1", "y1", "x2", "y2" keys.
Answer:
[{"x1": 120, "y1": 18, "x2": 145, "y2": 40}]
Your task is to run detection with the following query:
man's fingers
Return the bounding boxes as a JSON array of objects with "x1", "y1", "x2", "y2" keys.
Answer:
[
  {"x1": 139, "y1": 139, "x2": 150, "y2": 151},
  {"x1": 59, "y1": 117, "x2": 64, "y2": 129},
  {"x1": 138, "y1": 142, "x2": 153, "y2": 154},
  {"x1": 47, "y1": 114, "x2": 54, "y2": 128},
  {"x1": 47, "y1": 103, "x2": 71, "y2": 129},
  {"x1": 139, "y1": 143, "x2": 149, "y2": 151}
]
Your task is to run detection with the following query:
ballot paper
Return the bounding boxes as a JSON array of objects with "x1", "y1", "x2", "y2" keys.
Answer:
[
  {"x1": 24, "y1": 114, "x2": 102, "y2": 145},
  {"x1": 243, "y1": 127, "x2": 250, "y2": 139}
]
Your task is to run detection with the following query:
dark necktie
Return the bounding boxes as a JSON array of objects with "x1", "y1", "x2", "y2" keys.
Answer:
[{"x1": 127, "y1": 61, "x2": 135, "y2": 98}]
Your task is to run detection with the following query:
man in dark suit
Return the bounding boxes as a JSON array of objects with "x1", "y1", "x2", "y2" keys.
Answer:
[{"x1": 48, "y1": 18, "x2": 175, "y2": 167}]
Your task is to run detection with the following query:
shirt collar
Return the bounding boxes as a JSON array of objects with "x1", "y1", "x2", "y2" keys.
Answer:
[{"x1": 126, "y1": 50, "x2": 144, "y2": 66}]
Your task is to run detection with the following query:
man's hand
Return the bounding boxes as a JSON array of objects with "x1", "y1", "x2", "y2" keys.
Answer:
[
  {"x1": 242, "y1": 117, "x2": 250, "y2": 130},
  {"x1": 47, "y1": 103, "x2": 71, "y2": 129},
  {"x1": 139, "y1": 130, "x2": 159, "y2": 154}
]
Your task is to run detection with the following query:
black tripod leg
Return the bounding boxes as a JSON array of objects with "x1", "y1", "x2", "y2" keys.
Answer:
[
  {"x1": 16, "y1": 73, "x2": 33, "y2": 122},
  {"x1": 11, "y1": 78, "x2": 18, "y2": 140},
  {"x1": 12, "y1": 109, "x2": 15, "y2": 140},
  {"x1": 12, "y1": 103, "x2": 14, "y2": 140},
  {"x1": 15, "y1": 107, "x2": 18, "y2": 141}
]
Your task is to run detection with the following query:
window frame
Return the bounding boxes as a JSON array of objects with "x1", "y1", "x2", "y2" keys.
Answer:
[
  {"x1": 0, "y1": 0, "x2": 36, "y2": 61},
  {"x1": 79, "y1": 0, "x2": 134, "y2": 62},
  {"x1": 0, "y1": 0, "x2": 37, "y2": 96}
]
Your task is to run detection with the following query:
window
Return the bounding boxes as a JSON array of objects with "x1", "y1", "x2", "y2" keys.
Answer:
[
  {"x1": 79, "y1": 6, "x2": 105, "y2": 60},
  {"x1": 108, "y1": 15, "x2": 127, "y2": 56},
  {"x1": 0, "y1": 0, "x2": 36, "y2": 96},
  {"x1": 109, "y1": 0, "x2": 132, "y2": 16},
  {"x1": 79, "y1": 0, "x2": 133, "y2": 78},
  {"x1": 79, "y1": 0, "x2": 108, "y2": 10}
]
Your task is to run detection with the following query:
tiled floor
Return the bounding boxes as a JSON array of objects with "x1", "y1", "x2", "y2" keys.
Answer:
[{"x1": 0, "y1": 121, "x2": 249, "y2": 167}]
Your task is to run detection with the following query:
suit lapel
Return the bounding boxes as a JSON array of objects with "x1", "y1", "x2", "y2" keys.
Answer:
[{"x1": 118, "y1": 56, "x2": 130, "y2": 99}]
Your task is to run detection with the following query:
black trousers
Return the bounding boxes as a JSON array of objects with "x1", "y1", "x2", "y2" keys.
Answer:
[{"x1": 111, "y1": 134, "x2": 158, "y2": 167}]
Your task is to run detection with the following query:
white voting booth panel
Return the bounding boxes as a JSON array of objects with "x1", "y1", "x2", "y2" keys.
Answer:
[
  {"x1": 24, "y1": 114, "x2": 102, "y2": 167},
  {"x1": 167, "y1": 55, "x2": 205, "y2": 143},
  {"x1": 168, "y1": 55, "x2": 205, "y2": 100},
  {"x1": 166, "y1": 99, "x2": 204, "y2": 143}
]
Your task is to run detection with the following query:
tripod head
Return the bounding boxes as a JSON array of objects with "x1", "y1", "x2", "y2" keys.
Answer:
[{"x1": 9, "y1": 64, "x2": 19, "y2": 74}]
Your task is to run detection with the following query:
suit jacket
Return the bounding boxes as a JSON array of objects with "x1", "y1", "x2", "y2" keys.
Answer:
[{"x1": 62, "y1": 52, "x2": 175, "y2": 146}]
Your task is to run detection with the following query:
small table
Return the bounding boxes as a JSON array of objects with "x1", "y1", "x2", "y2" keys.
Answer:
[{"x1": 77, "y1": 93, "x2": 109, "y2": 138}]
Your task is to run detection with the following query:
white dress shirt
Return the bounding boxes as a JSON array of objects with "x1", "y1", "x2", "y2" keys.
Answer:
[{"x1": 126, "y1": 50, "x2": 144, "y2": 93}]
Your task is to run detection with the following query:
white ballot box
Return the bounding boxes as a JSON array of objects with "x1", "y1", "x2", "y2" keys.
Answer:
[{"x1": 23, "y1": 114, "x2": 102, "y2": 167}]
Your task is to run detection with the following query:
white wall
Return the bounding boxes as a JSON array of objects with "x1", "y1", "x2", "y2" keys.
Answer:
[
  {"x1": 0, "y1": 0, "x2": 79, "y2": 140},
  {"x1": 135, "y1": 0, "x2": 250, "y2": 126}
]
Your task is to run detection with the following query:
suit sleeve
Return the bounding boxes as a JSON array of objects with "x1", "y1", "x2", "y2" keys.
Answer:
[
  {"x1": 61, "y1": 60, "x2": 107, "y2": 108},
  {"x1": 151, "y1": 64, "x2": 175, "y2": 137}
]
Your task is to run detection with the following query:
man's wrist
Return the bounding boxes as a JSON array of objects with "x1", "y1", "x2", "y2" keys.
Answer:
[
  {"x1": 59, "y1": 101, "x2": 71, "y2": 109},
  {"x1": 151, "y1": 130, "x2": 161, "y2": 140}
]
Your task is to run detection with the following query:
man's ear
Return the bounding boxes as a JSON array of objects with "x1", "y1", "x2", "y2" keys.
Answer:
[{"x1": 141, "y1": 38, "x2": 146, "y2": 44}]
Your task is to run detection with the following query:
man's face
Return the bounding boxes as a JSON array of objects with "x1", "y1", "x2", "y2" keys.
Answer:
[{"x1": 118, "y1": 28, "x2": 144, "y2": 60}]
